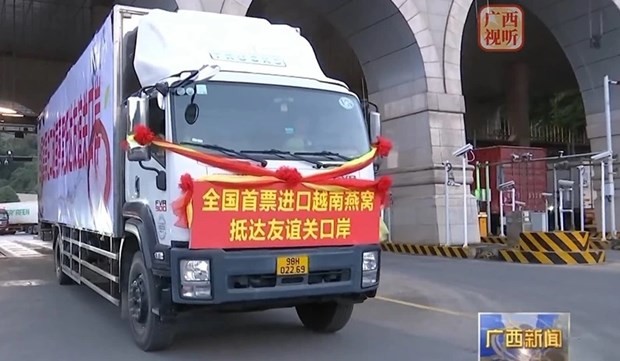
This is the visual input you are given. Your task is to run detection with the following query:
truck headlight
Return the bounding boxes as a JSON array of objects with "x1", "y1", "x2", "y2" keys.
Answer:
[
  {"x1": 361, "y1": 251, "x2": 379, "y2": 288},
  {"x1": 180, "y1": 260, "x2": 212, "y2": 299},
  {"x1": 362, "y1": 251, "x2": 378, "y2": 272},
  {"x1": 181, "y1": 260, "x2": 210, "y2": 282}
]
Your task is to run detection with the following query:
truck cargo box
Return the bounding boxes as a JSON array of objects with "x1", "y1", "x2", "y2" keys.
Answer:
[
  {"x1": 38, "y1": 9, "x2": 126, "y2": 236},
  {"x1": 472, "y1": 146, "x2": 548, "y2": 214},
  {"x1": 0, "y1": 201, "x2": 38, "y2": 225}
]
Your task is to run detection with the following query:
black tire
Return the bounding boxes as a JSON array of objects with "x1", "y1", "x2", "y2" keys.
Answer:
[
  {"x1": 127, "y1": 251, "x2": 175, "y2": 352},
  {"x1": 295, "y1": 302, "x2": 354, "y2": 333},
  {"x1": 54, "y1": 239, "x2": 73, "y2": 285}
]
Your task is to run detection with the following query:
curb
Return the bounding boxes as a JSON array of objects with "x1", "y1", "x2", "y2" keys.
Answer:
[
  {"x1": 380, "y1": 242, "x2": 473, "y2": 258},
  {"x1": 497, "y1": 249, "x2": 606, "y2": 265}
]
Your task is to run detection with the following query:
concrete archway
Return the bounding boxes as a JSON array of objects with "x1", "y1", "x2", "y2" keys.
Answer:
[
  {"x1": 446, "y1": 0, "x2": 620, "y2": 149},
  {"x1": 447, "y1": 0, "x2": 620, "y2": 230},
  {"x1": 176, "y1": 0, "x2": 478, "y2": 244}
]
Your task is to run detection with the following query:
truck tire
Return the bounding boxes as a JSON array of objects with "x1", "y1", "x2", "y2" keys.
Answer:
[
  {"x1": 54, "y1": 239, "x2": 73, "y2": 285},
  {"x1": 295, "y1": 302, "x2": 354, "y2": 333},
  {"x1": 127, "y1": 251, "x2": 175, "y2": 352}
]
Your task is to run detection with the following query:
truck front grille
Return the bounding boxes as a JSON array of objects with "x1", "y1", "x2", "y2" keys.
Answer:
[{"x1": 228, "y1": 269, "x2": 351, "y2": 289}]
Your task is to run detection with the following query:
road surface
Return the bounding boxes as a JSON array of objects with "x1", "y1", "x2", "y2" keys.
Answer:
[{"x1": 0, "y1": 234, "x2": 618, "y2": 360}]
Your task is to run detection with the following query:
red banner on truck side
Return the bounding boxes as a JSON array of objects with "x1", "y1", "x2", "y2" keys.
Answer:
[{"x1": 188, "y1": 182, "x2": 382, "y2": 249}]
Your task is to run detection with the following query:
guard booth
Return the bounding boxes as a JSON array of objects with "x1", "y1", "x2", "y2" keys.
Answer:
[{"x1": 471, "y1": 146, "x2": 548, "y2": 237}]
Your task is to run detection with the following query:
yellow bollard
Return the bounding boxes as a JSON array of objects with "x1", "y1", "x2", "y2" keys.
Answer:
[{"x1": 478, "y1": 212, "x2": 488, "y2": 237}]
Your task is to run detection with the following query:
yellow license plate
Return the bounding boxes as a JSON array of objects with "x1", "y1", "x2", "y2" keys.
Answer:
[{"x1": 276, "y1": 255, "x2": 309, "y2": 276}]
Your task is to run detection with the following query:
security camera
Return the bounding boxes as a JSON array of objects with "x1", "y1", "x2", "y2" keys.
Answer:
[
  {"x1": 452, "y1": 143, "x2": 473, "y2": 157},
  {"x1": 511, "y1": 153, "x2": 520, "y2": 161},
  {"x1": 591, "y1": 150, "x2": 612, "y2": 161},
  {"x1": 558, "y1": 179, "x2": 574, "y2": 188},
  {"x1": 498, "y1": 180, "x2": 515, "y2": 191}
]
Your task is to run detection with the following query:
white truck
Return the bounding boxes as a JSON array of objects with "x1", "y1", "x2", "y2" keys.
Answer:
[
  {"x1": 38, "y1": 5, "x2": 384, "y2": 351},
  {"x1": 0, "y1": 200, "x2": 38, "y2": 234}
]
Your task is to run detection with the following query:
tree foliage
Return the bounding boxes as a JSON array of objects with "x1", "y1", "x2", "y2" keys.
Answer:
[
  {"x1": 0, "y1": 133, "x2": 38, "y2": 195},
  {"x1": 530, "y1": 89, "x2": 585, "y2": 129},
  {"x1": 0, "y1": 185, "x2": 20, "y2": 203}
]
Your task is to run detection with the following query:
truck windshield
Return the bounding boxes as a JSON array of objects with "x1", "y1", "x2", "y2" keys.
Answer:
[
  {"x1": 171, "y1": 81, "x2": 371, "y2": 160},
  {"x1": 0, "y1": 212, "x2": 7, "y2": 220}
]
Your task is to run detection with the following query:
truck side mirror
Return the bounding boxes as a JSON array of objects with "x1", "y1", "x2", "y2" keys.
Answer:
[
  {"x1": 369, "y1": 111, "x2": 381, "y2": 141},
  {"x1": 369, "y1": 111, "x2": 383, "y2": 171},
  {"x1": 125, "y1": 95, "x2": 149, "y2": 129},
  {"x1": 127, "y1": 146, "x2": 151, "y2": 162}
]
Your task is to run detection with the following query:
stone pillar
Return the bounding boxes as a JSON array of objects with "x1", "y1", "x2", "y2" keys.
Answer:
[
  {"x1": 506, "y1": 63, "x2": 530, "y2": 146},
  {"x1": 376, "y1": 92, "x2": 481, "y2": 246}
]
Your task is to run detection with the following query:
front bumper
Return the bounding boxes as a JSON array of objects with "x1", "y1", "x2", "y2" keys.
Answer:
[{"x1": 170, "y1": 244, "x2": 380, "y2": 305}]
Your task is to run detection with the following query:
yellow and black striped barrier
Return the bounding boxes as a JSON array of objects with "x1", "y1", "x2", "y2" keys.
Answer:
[
  {"x1": 498, "y1": 249, "x2": 606, "y2": 265},
  {"x1": 480, "y1": 236, "x2": 508, "y2": 245},
  {"x1": 380, "y1": 242, "x2": 471, "y2": 258},
  {"x1": 518, "y1": 231, "x2": 589, "y2": 252}
]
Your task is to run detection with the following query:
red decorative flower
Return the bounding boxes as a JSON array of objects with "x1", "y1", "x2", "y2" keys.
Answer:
[
  {"x1": 275, "y1": 166, "x2": 303, "y2": 186},
  {"x1": 179, "y1": 173, "x2": 194, "y2": 192},
  {"x1": 133, "y1": 124, "x2": 156, "y2": 146},
  {"x1": 376, "y1": 176, "x2": 392, "y2": 193},
  {"x1": 375, "y1": 136, "x2": 393, "y2": 157}
]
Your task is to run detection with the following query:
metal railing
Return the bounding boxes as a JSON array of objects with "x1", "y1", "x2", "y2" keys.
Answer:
[{"x1": 467, "y1": 122, "x2": 588, "y2": 146}]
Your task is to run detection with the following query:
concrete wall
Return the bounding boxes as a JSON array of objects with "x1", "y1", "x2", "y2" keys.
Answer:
[{"x1": 0, "y1": 56, "x2": 71, "y2": 114}]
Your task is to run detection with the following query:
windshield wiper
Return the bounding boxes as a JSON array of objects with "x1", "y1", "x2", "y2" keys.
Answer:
[
  {"x1": 240, "y1": 149, "x2": 325, "y2": 169},
  {"x1": 180, "y1": 142, "x2": 267, "y2": 167},
  {"x1": 293, "y1": 151, "x2": 353, "y2": 162}
]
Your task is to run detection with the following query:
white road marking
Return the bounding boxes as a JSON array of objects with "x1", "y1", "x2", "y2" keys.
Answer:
[
  {"x1": 0, "y1": 239, "x2": 46, "y2": 258},
  {"x1": 0, "y1": 279, "x2": 49, "y2": 287},
  {"x1": 14, "y1": 239, "x2": 52, "y2": 250}
]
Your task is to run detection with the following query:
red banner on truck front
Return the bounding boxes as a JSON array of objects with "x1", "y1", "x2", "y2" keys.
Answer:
[{"x1": 188, "y1": 181, "x2": 382, "y2": 249}]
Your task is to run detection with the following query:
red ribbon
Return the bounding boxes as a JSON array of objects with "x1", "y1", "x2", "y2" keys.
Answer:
[{"x1": 128, "y1": 125, "x2": 394, "y2": 228}]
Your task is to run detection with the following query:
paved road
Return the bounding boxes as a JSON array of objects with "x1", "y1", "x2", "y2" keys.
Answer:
[{"x1": 0, "y1": 234, "x2": 618, "y2": 360}]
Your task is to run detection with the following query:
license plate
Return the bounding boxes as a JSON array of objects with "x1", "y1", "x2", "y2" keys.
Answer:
[{"x1": 276, "y1": 255, "x2": 309, "y2": 276}]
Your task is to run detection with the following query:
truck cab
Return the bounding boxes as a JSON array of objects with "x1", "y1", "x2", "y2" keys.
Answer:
[
  {"x1": 121, "y1": 9, "x2": 383, "y2": 350},
  {"x1": 0, "y1": 209, "x2": 9, "y2": 234}
]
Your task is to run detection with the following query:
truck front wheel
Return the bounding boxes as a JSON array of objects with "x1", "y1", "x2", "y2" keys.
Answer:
[
  {"x1": 127, "y1": 251, "x2": 175, "y2": 352},
  {"x1": 295, "y1": 302, "x2": 354, "y2": 333}
]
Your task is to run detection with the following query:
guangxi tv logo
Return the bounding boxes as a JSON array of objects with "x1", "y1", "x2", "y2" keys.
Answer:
[{"x1": 478, "y1": 312, "x2": 570, "y2": 361}]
